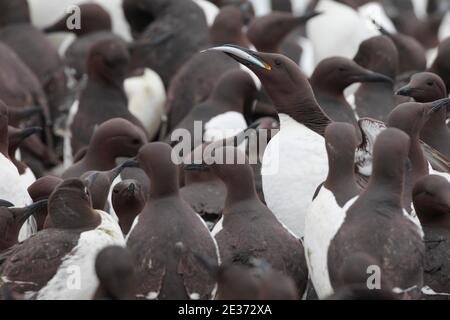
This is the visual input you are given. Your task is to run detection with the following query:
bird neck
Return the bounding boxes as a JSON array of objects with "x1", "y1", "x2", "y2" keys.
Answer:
[
  {"x1": 408, "y1": 137, "x2": 429, "y2": 178},
  {"x1": 367, "y1": 168, "x2": 405, "y2": 210},
  {"x1": 420, "y1": 109, "x2": 449, "y2": 142},
  {"x1": 282, "y1": 96, "x2": 332, "y2": 137},
  {"x1": 149, "y1": 170, "x2": 180, "y2": 199},
  {"x1": 324, "y1": 155, "x2": 360, "y2": 206},
  {"x1": 85, "y1": 146, "x2": 117, "y2": 171},
  {"x1": 224, "y1": 180, "x2": 258, "y2": 207}
]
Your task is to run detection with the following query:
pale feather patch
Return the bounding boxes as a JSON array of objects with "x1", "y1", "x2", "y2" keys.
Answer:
[
  {"x1": 190, "y1": 293, "x2": 200, "y2": 300},
  {"x1": 429, "y1": 164, "x2": 450, "y2": 184},
  {"x1": 107, "y1": 175, "x2": 122, "y2": 223},
  {"x1": 20, "y1": 167, "x2": 37, "y2": 189},
  {"x1": 261, "y1": 114, "x2": 328, "y2": 238},
  {"x1": 248, "y1": 0, "x2": 271, "y2": 16},
  {"x1": 192, "y1": 0, "x2": 219, "y2": 26},
  {"x1": 439, "y1": 12, "x2": 450, "y2": 40},
  {"x1": 358, "y1": 2, "x2": 396, "y2": 33},
  {"x1": 304, "y1": 188, "x2": 358, "y2": 299},
  {"x1": 211, "y1": 217, "x2": 223, "y2": 238},
  {"x1": 355, "y1": 118, "x2": 386, "y2": 176},
  {"x1": 307, "y1": 0, "x2": 379, "y2": 66},
  {"x1": 63, "y1": 100, "x2": 79, "y2": 168},
  {"x1": 297, "y1": 37, "x2": 315, "y2": 77},
  {"x1": 203, "y1": 112, "x2": 248, "y2": 146},
  {"x1": 36, "y1": 210, "x2": 125, "y2": 300},
  {"x1": 125, "y1": 68, "x2": 166, "y2": 140},
  {"x1": 422, "y1": 286, "x2": 450, "y2": 296}
]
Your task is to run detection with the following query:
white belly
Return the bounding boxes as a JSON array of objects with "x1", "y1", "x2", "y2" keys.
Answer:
[
  {"x1": 125, "y1": 69, "x2": 167, "y2": 141},
  {"x1": 63, "y1": 99, "x2": 79, "y2": 168},
  {"x1": 203, "y1": 111, "x2": 248, "y2": 146},
  {"x1": 307, "y1": 0, "x2": 379, "y2": 66},
  {"x1": 0, "y1": 155, "x2": 34, "y2": 241},
  {"x1": 20, "y1": 167, "x2": 37, "y2": 189},
  {"x1": 261, "y1": 114, "x2": 328, "y2": 237},
  {"x1": 192, "y1": 0, "x2": 219, "y2": 26},
  {"x1": 248, "y1": 0, "x2": 271, "y2": 16},
  {"x1": 107, "y1": 175, "x2": 122, "y2": 223},
  {"x1": 304, "y1": 188, "x2": 357, "y2": 299},
  {"x1": 35, "y1": 211, "x2": 125, "y2": 300},
  {"x1": 439, "y1": 11, "x2": 450, "y2": 40},
  {"x1": 0, "y1": 155, "x2": 32, "y2": 208}
]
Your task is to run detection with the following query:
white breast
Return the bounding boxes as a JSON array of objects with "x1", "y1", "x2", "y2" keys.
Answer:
[
  {"x1": 19, "y1": 168, "x2": 37, "y2": 189},
  {"x1": 107, "y1": 175, "x2": 122, "y2": 223},
  {"x1": 304, "y1": 189, "x2": 357, "y2": 299},
  {"x1": 125, "y1": 68, "x2": 167, "y2": 141},
  {"x1": 297, "y1": 37, "x2": 315, "y2": 77},
  {"x1": 17, "y1": 165, "x2": 39, "y2": 242},
  {"x1": 63, "y1": 99, "x2": 79, "y2": 168},
  {"x1": 248, "y1": 0, "x2": 272, "y2": 16},
  {"x1": 192, "y1": 0, "x2": 219, "y2": 26},
  {"x1": 429, "y1": 165, "x2": 450, "y2": 184},
  {"x1": 211, "y1": 217, "x2": 223, "y2": 238},
  {"x1": 203, "y1": 111, "x2": 248, "y2": 145},
  {"x1": 0, "y1": 154, "x2": 32, "y2": 208},
  {"x1": 261, "y1": 114, "x2": 328, "y2": 238},
  {"x1": 307, "y1": 0, "x2": 379, "y2": 67},
  {"x1": 358, "y1": 2, "x2": 396, "y2": 33},
  {"x1": 35, "y1": 210, "x2": 125, "y2": 300},
  {"x1": 439, "y1": 11, "x2": 450, "y2": 40}
]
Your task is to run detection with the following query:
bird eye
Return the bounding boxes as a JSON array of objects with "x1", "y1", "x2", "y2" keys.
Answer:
[
  {"x1": 338, "y1": 67, "x2": 346, "y2": 72},
  {"x1": 113, "y1": 189, "x2": 119, "y2": 194},
  {"x1": 274, "y1": 59, "x2": 282, "y2": 66},
  {"x1": 132, "y1": 138, "x2": 140, "y2": 145},
  {"x1": 426, "y1": 81, "x2": 434, "y2": 86}
]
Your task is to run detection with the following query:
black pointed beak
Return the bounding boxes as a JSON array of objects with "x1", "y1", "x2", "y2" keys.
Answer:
[
  {"x1": 0, "y1": 199, "x2": 14, "y2": 208},
  {"x1": 430, "y1": 98, "x2": 450, "y2": 113},
  {"x1": 202, "y1": 44, "x2": 272, "y2": 71},
  {"x1": 396, "y1": 86, "x2": 414, "y2": 97},
  {"x1": 184, "y1": 163, "x2": 210, "y2": 172},
  {"x1": 9, "y1": 127, "x2": 42, "y2": 151},
  {"x1": 127, "y1": 182, "x2": 136, "y2": 193},
  {"x1": 8, "y1": 106, "x2": 42, "y2": 119},
  {"x1": 17, "y1": 127, "x2": 42, "y2": 140},
  {"x1": 351, "y1": 71, "x2": 393, "y2": 84},
  {"x1": 12, "y1": 199, "x2": 48, "y2": 225}
]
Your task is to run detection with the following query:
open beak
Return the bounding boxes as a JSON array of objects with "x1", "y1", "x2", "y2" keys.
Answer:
[
  {"x1": 202, "y1": 45, "x2": 272, "y2": 71},
  {"x1": 430, "y1": 98, "x2": 450, "y2": 114}
]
